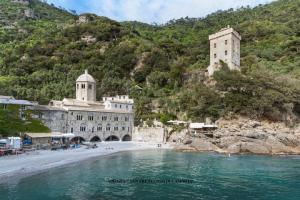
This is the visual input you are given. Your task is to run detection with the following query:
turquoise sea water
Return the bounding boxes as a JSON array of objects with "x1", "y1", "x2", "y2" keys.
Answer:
[{"x1": 1, "y1": 150, "x2": 300, "y2": 200}]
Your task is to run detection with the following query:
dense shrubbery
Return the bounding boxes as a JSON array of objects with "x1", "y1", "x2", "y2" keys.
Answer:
[
  {"x1": 0, "y1": 0, "x2": 299, "y2": 126},
  {"x1": 0, "y1": 105, "x2": 50, "y2": 136}
]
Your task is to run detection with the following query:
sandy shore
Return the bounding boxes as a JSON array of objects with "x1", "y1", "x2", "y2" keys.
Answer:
[{"x1": 0, "y1": 142, "x2": 172, "y2": 182}]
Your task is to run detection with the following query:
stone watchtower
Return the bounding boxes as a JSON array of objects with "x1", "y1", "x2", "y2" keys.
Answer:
[
  {"x1": 76, "y1": 70, "x2": 96, "y2": 102},
  {"x1": 207, "y1": 26, "x2": 241, "y2": 76}
]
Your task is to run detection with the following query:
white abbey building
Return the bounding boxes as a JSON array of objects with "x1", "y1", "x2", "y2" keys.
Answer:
[
  {"x1": 207, "y1": 26, "x2": 241, "y2": 76},
  {"x1": 33, "y1": 70, "x2": 134, "y2": 142}
]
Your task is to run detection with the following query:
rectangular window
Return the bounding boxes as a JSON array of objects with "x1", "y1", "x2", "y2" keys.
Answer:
[
  {"x1": 102, "y1": 116, "x2": 107, "y2": 121},
  {"x1": 225, "y1": 40, "x2": 228, "y2": 45},
  {"x1": 97, "y1": 126, "x2": 102, "y2": 131},
  {"x1": 71, "y1": 127, "x2": 73, "y2": 133},
  {"x1": 21, "y1": 105, "x2": 26, "y2": 110},
  {"x1": 225, "y1": 50, "x2": 228, "y2": 56},
  {"x1": 81, "y1": 84, "x2": 85, "y2": 89},
  {"x1": 122, "y1": 127, "x2": 126, "y2": 131},
  {"x1": 77, "y1": 84, "x2": 79, "y2": 89},
  {"x1": 114, "y1": 117, "x2": 118, "y2": 121},
  {"x1": 80, "y1": 126, "x2": 86, "y2": 132},
  {"x1": 106, "y1": 126, "x2": 111, "y2": 131},
  {"x1": 61, "y1": 114, "x2": 64, "y2": 120},
  {"x1": 114, "y1": 127, "x2": 118, "y2": 131},
  {"x1": 214, "y1": 43, "x2": 216, "y2": 48},
  {"x1": 88, "y1": 116, "x2": 94, "y2": 121},
  {"x1": 125, "y1": 117, "x2": 129, "y2": 122},
  {"x1": 77, "y1": 115, "x2": 83, "y2": 120},
  {"x1": 214, "y1": 54, "x2": 217, "y2": 58},
  {"x1": 88, "y1": 84, "x2": 92, "y2": 89}
]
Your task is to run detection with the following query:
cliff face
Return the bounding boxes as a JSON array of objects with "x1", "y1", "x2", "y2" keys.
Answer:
[{"x1": 172, "y1": 116, "x2": 300, "y2": 155}]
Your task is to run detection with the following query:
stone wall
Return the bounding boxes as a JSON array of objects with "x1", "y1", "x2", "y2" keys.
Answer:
[
  {"x1": 132, "y1": 127, "x2": 166, "y2": 143},
  {"x1": 67, "y1": 110, "x2": 134, "y2": 141},
  {"x1": 40, "y1": 110, "x2": 68, "y2": 133},
  {"x1": 38, "y1": 109, "x2": 134, "y2": 142},
  {"x1": 207, "y1": 27, "x2": 241, "y2": 76}
]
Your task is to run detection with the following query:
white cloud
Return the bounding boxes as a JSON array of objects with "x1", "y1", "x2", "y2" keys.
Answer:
[{"x1": 47, "y1": 0, "x2": 275, "y2": 24}]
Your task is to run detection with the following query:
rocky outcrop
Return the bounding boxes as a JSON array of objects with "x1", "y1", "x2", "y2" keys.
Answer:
[
  {"x1": 81, "y1": 34, "x2": 97, "y2": 43},
  {"x1": 172, "y1": 116, "x2": 300, "y2": 155},
  {"x1": 11, "y1": 0, "x2": 30, "y2": 4},
  {"x1": 24, "y1": 8, "x2": 35, "y2": 18}
]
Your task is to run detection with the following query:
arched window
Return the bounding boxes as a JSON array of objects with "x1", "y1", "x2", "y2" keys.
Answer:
[
  {"x1": 97, "y1": 125, "x2": 102, "y2": 131},
  {"x1": 80, "y1": 126, "x2": 86, "y2": 132},
  {"x1": 106, "y1": 124, "x2": 111, "y2": 131}
]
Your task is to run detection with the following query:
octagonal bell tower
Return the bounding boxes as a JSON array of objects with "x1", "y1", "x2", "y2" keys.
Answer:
[{"x1": 76, "y1": 69, "x2": 96, "y2": 102}]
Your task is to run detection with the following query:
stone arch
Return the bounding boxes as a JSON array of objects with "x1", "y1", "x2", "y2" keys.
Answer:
[
  {"x1": 71, "y1": 136, "x2": 85, "y2": 143},
  {"x1": 122, "y1": 134, "x2": 131, "y2": 141},
  {"x1": 105, "y1": 135, "x2": 120, "y2": 142},
  {"x1": 90, "y1": 136, "x2": 101, "y2": 142}
]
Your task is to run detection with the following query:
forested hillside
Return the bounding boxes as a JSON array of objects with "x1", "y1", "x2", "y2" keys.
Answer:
[{"x1": 0, "y1": 0, "x2": 300, "y2": 125}]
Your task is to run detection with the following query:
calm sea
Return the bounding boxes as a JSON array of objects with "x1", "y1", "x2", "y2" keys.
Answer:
[{"x1": 1, "y1": 150, "x2": 300, "y2": 200}]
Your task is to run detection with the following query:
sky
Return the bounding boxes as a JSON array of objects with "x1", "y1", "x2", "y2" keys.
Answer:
[{"x1": 46, "y1": 0, "x2": 275, "y2": 24}]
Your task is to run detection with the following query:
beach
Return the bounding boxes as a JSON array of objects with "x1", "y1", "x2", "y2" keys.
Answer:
[{"x1": 0, "y1": 142, "x2": 171, "y2": 182}]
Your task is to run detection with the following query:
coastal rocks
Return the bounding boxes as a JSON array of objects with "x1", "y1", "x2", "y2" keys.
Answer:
[
  {"x1": 218, "y1": 136, "x2": 240, "y2": 148},
  {"x1": 265, "y1": 136, "x2": 293, "y2": 154},
  {"x1": 174, "y1": 145, "x2": 197, "y2": 152},
  {"x1": 275, "y1": 133, "x2": 300, "y2": 147},
  {"x1": 227, "y1": 143, "x2": 241, "y2": 154},
  {"x1": 242, "y1": 131, "x2": 267, "y2": 140},
  {"x1": 173, "y1": 116, "x2": 300, "y2": 155},
  {"x1": 169, "y1": 129, "x2": 188, "y2": 143},
  {"x1": 190, "y1": 138, "x2": 225, "y2": 153},
  {"x1": 227, "y1": 141, "x2": 270, "y2": 154},
  {"x1": 240, "y1": 142, "x2": 270, "y2": 154}
]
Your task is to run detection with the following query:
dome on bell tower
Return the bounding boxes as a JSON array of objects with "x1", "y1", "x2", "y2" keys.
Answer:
[
  {"x1": 76, "y1": 69, "x2": 95, "y2": 82},
  {"x1": 76, "y1": 69, "x2": 96, "y2": 102}
]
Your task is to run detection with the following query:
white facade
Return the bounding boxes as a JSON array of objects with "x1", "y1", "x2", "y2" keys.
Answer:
[
  {"x1": 76, "y1": 70, "x2": 96, "y2": 102},
  {"x1": 34, "y1": 70, "x2": 134, "y2": 142},
  {"x1": 103, "y1": 95, "x2": 134, "y2": 112},
  {"x1": 207, "y1": 26, "x2": 241, "y2": 76}
]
